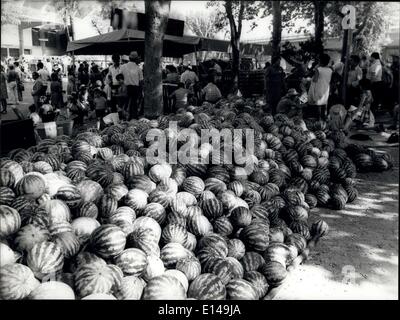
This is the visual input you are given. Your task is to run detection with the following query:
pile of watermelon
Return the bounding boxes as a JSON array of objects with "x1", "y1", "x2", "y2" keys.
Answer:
[{"x1": 0, "y1": 96, "x2": 392, "y2": 300}]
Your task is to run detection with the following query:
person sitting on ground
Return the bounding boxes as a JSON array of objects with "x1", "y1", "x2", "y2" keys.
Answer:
[
  {"x1": 39, "y1": 96, "x2": 56, "y2": 123},
  {"x1": 93, "y1": 87, "x2": 108, "y2": 130},
  {"x1": 169, "y1": 82, "x2": 191, "y2": 111},
  {"x1": 353, "y1": 78, "x2": 375, "y2": 128},
  {"x1": 28, "y1": 104, "x2": 41, "y2": 126},
  {"x1": 276, "y1": 88, "x2": 302, "y2": 118},
  {"x1": 327, "y1": 103, "x2": 358, "y2": 135},
  {"x1": 201, "y1": 74, "x2": 222, "y2": 104}
]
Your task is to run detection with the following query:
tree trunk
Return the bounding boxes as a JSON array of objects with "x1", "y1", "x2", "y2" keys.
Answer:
[
  {"x1": 271, "y1": 0, "x2": 282, "y2": 60},
  {"x1": 18, "y1": 23, "x2": 24, "y2": 58},
  {"x1": 144, "y1": 0, "x2": 171, "y2": 119},
  {"x1": 225, "y1": 1, "x2": 243, "y2": 88},
  {"x1": 314, "y1": 1, "x2": 325, "y2": 56},
  {"x1": 69, "y1": 15, "x2": 75, "y2": 41},
  {"x1": 231, "y1": 36, "x2": 240, "y2": 86}
]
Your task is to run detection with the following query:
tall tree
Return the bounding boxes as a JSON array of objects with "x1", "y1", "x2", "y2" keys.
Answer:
[
  {"x1": 144, "y1": 0, "x2": 171, "y2": 119},
  {"x1": 207, "y1": 1, "x2": 258, "y2": 86},
  {"x1": 271, "y1": 1, "x2": 282, "y2": 60},
  {"x1": 185, "y1": 12, "x2": 220, "y2": 38}
]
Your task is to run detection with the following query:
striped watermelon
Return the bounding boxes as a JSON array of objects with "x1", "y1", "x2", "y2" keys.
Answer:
[
  {"x1": 161, "y1": 223, "x2": 188, "y2": 246},
  {"x1": 28, "y1": 281, "x2": 75, "y2": 300},
  {"x1": 0, "y1": 187, "x2": 15, "y2": 206},
  {"x1": 230, "y1": 207, "x2": 252, "y2": 228},
  {"x1": 26, "y1": 241, "x2": 64, "y2": 280},
  {"x1": 187, "y1": 214, "x2": 213, "y2": 237},
  {"x1": 77, "y1": 202, "x2": 99, "y2": 219},
  {"x1": 131, "y1": 216, "x2": 162, "y2": 241},
  {"x1": 213, "y1": 216, "x2": 233, "y2": 236},
  {"x1": 201, "y1": 257, "x2": 233, "y2": 285},
  {"x1": 14, "y1": 224, "x2": 50, "y2": 252},
  {"x1": 240, "y1": 251, "x2": 265, "y2": 272},
  {"x1": 227, "y1": 239, "x2": 246, "y2": 260},
  {"x1": 176, "y1": 256, "x2": 202, "y2": 281},
  {"x1": 142, "y1": 203, "x2": 166, "y2": 225},
  {"x1": 184, "y1": 232, "x2": 197, "y2": 251},
  {"x1": 263, "y1": 243, "x2": 293, "y2": 267},
  {"x1": 201, "y1": 198, "x2": 224, "y2": 220},
  {"x1": 127, "y1": 175, "x2": 156, "y2": 194},
  {"x1": 15, "y1": 174, "x2": 46, "y2": 200},
  {"x1": 55, "y1": 185, "x2": 82, "y2": 208},
  {"x1": 40, "y1": 199, "x2": 71, "y2": 225},
  {"x1": 289, "y1": 221, "x2": 311, "y2": 240},
  {"x1": 188, "y1": 273, "x2": 226, "y2": 300},
  {"x1": 114, "y1": 248, "x2": 147, "y2": 276},
  {"x1": 225, "y1": 256, "x2": 244, "y2": 279},
  {"x1": 160, "y1": 242, "x2": 193, "y2": 268},
  {"x1": 142, "y1": 255, "x2": 165, "y2": 281},
  {"x1": 71, "y1": 217, "x2": 101, "y2": 243},
  {"x1": 243, "y1": 271, "x2": 269, "y2": 299},
  {"x1": 114, "y1": 276, "x2": 146, "y2": 300},
  {"x1": 164, "y1": 269, "x2": 189, "y2": 292},
  {"x1": 77, "y1": 180, "x2": 104, "y2": 204},
  {"x1": 90, "y1": 224, "x2": 127, "y2": 259},
  {"x1": 142, "y1": 275, "x2": 186, "y2": 300},
  {"x1": 204, "y1": 177, "x2": 227, "y2": 195},
  {"x1": 0, "y1": 205, "x2": 21, "y2": 237},
  {"x1": 105, "y1": 183, "x2": 129, "y2": 201},
  {"x1": 125, "y1": 189, "x2": 148, "y2": 212},
  {"x1": 53, "y1": 232, "x2": 81, "y2": 259},
  {"x1": 0, "y1": 263, "x2": 40, "y2": 300},
  {"x1": 99, "y1": 194, "x2": 118, "y2": 220},
  {"x1": 74, "y1": 263, "x2": 115, "y2": 298},
  {"x1": 0, "y1": 168, "x2": 16, "y2": 188},
  {"x1": 148, "y1": 190, "x2": 171, "y2": 208},
  {"x1": 311, "y1": 219, "x2": 329, "y2": 238},
  {"x1": 228, "y1": 180, "x2": 245, "y2": 197},
  {"x1": 260, "y1": 261, "x2": 287, "y2": 287},
  {"x1": 182, "y1": 176, "x2": 205, "y2": 197},
  {"x1": 268, "y1": 227, "x2": 285, "y2": 243},
  {"x1": 240, "y1": 222, "x2": 270, "y2": 252},
  {"x1": 226, "y1": 278, "x2": 258, "y2": 300},
  {"x1": 1, "y1": 160, "x2": 24, "y2": 184}
]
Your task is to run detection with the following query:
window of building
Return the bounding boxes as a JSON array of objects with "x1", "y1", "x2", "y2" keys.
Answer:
[
  {"x1": 1, "y1": 48, "x2": 8, "y2": 59},
  {"x1": 24, "y1": 49, "x2": 32, "y2": 55},
  {"x1": 9, "y1": 48, "x2": 20, "y2": 58}
]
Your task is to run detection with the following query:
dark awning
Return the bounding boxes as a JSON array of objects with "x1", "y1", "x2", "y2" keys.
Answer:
[
  {"x1": 66, "y1": 29, "x2": 240, "y2": 57},
  {"x1": 66, "y1": 29, "x2": 201, "y2": 58}
]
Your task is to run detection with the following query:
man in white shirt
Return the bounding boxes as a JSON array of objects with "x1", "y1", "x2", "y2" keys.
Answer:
[
  {"x1": 180, "y1": 66, "x2": 199, "y2": 86},
  {"x1": 106, "y1": 54, "x2": 121, "y2": 86},
  {"x1": 120, "y1": 51, "x2": 143, "y2": 119},
  {"x1": 367, "y1": 52, "x2": 383, "y2": 111},
  {"x1": 37, "y1": 61, "x2": 50, "y2": 95}
]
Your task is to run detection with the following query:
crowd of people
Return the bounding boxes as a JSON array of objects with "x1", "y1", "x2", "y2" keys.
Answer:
[
  {"x1": 0, "y1": 50, "x2": 398, "y2": 135},
  {"x1": 264, "y1": 51, "x2": 399, "y2": 132}
]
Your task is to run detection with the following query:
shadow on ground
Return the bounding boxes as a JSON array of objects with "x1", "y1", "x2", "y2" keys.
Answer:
[{"x1": 276, "y1": 146, "x2": 399, "y2": 300}]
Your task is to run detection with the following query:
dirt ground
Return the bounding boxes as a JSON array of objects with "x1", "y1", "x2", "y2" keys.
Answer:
[
  {"x1": 276, "y1": 145, "x2": 399, "y2": 300},
  {"x1": 2, "y1": 81, "x2": 398, "y2": 300}
]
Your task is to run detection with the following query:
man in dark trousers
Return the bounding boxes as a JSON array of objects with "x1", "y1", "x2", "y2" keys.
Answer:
[{"x1": 120, "y1": 51, "x2": 143, "y2": 120}]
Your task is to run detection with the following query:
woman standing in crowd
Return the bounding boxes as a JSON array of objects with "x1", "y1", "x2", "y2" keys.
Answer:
[
  {"x1": 306, "y1": 53, "x2": 332, "y2": 121},
  {"x1": 0, "y1": 65, "x2": 8, "y2": 113},
  {"x1": 37, "y1": 62, "x2": 50, "y2": 96},
  {"x1": 6, "y1": 64, "x2": 19, "y2": 106},
  {"x1": 265, "y1": 56, "x2": 286, "y2": 114},
  {"x1": 31, "y1": 71, "x2": 43, "y2": 109},
  {"x1": 50, "y1": 72, "x2": 63, "y2": 109},
  {"x1": 67, "y1": 65, "x2": 76, "y2": 95}
]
